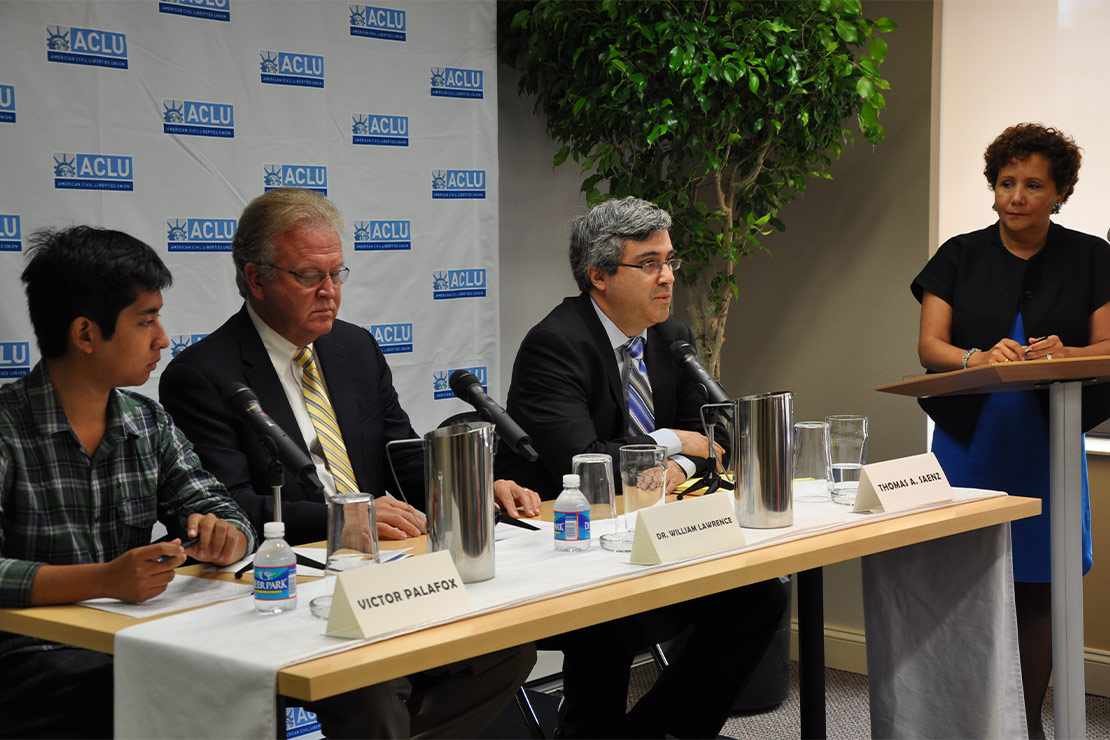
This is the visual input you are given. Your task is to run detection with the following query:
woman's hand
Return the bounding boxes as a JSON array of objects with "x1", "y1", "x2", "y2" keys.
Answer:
[
  {"x1": 973, "y1": 338, "x2": 1026, "y2": 366},
  {"x1": 1024, "y1": 335, "x2": 1066, "y2": 360}
]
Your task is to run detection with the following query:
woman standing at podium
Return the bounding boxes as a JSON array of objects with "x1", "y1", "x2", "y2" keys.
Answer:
[{"x1": 912, "y1": 123, "x2": 1110, "y2": 739}]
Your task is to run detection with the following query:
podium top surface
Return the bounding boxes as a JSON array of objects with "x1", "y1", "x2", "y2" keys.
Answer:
[{"x1": 876, "y1": 356, "x2": 1110, "y2": 398}]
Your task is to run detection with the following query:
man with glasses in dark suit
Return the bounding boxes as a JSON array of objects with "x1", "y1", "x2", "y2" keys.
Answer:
[
  {"x1": 497, "y1": 196, "x2": 788, "y2": 739},
  {"x1": 160, "y1": 187, "x2": 536, "y2": 738}
]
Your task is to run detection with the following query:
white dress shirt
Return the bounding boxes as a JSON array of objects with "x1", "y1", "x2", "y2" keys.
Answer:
[
  {"x1": 246, "y1": 302, "x2": 342, "y2": 499},
  {"x1": 589, "y1": 297, "x2": 695, "y2": 479}
]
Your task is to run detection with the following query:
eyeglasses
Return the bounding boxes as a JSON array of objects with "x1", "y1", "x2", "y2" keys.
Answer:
[
  {"x1": 263, "y1": 264, "x2": 349, "y2": 287},
  {"x1": 617, "y1": 258, "x2": 682, "y2": 276}
]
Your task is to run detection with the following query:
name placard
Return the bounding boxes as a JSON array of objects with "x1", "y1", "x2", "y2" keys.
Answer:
[
  {"x1": 630, "y1": 491, "x2": 746, "y2": 565},
  {"x1": 326, "y1": 550, "x2": 473, "y2": 639},
  {"x1": 852, "y1": 452, "x2": 953, "y2": 513}
]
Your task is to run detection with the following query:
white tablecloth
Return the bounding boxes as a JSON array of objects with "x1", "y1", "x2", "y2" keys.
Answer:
[
  {"x1": 863, "y1": 524, "x2": 1027, "y2": 739},
  {"x1": 114, "y1": 488, "x2": 1015, "y2": 739}
]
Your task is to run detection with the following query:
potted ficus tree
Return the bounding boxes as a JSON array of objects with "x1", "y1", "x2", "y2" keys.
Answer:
[{"x1": 499, "y1": 0, "x2": 896, "y2": 377}]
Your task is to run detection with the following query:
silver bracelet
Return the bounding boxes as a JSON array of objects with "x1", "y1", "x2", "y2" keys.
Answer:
[{"x1": 961, "y1": 347, "x2": 981, "y2": 370}]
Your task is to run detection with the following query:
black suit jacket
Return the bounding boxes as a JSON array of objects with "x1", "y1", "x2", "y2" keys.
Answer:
[
  {"x1": 496, "y1": 293, "x2": 713, "y2": 499},
  {"x1": 159, "y1": 306, "x2": 424, "y2": 545}
]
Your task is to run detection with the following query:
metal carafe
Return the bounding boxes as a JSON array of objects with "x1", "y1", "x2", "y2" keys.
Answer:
[
  {"x1": 731, "y1": 391, "x2": 794, "y2": 528},
  {"x1": 423, "y1": 420, "x2": 496, "y2": 583}
]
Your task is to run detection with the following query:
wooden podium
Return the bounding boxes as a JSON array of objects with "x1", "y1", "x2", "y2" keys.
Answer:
[{"x1": 878, "y1": 356, "x2": 1110, "y2": 739}]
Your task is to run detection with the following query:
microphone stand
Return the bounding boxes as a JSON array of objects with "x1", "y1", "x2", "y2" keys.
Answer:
[
  {"x1": 678, "y1": 401, "x2": 734, "y2": 498},
  {"x1": 261, "y1": 437, "x2": 284, "y2": 523},
  {"x1": 232, "y1": 439, "x2": 327, "y2": 578}
]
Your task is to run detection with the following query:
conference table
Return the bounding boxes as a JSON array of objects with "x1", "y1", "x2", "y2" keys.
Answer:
[{"x1": 0, "y1": 491, "x2": 1037, "y2": 738}]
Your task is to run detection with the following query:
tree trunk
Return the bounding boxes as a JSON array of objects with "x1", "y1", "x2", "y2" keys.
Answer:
[{"x1": 684, "y1": 269, "x2": 732, "y2": 381}]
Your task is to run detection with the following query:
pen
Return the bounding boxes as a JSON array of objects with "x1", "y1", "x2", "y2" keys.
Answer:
[{"x1": 157, "y1": 536, "x2": 200, "y2": 562}]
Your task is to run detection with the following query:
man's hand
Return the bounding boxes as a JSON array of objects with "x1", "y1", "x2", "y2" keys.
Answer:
[
  {"x1": 375, "y1": 496, "x2": 427, "y2": 540},
  {"x1": 664, "y1": 459, "x2": 687, "y2": 494},
  {"x1": 101, "y1": 543, "x2": 183, "y2": 603},
  {"x1": 670, "y1": 429, "x2": 725, "y2": 469},
  {"x1": 184, "y1": 513, "x2": 249, "y2": 566},
  {"x1": 493, "y1": 479, "x2": 542, "y2": 518},
  {"x1": 339, "y1": 501, "x2": 376, "y2": 552}
]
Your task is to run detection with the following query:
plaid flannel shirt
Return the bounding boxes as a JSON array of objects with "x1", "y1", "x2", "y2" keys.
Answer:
[{"x1": 0, "y1": 362, "x2": 255, "y2": 657}]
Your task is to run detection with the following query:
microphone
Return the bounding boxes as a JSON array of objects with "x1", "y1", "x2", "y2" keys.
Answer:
[
  {"x1": 221, "y1": 382, "x2": 325, "y2": 495},
  {"x1": 448, "y1": 370, "x2": 539, "y2": 461},
  {"x1": 669, "y1": 340, "x2": 730, "y2": 405}
]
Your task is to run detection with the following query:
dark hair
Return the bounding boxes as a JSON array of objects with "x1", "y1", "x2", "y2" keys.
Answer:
[
  {"x1": 569, "y1": 196, "x2": 672, "y2": 292},
  {"x1": 22, "y1": 226, "x2": 172, "y2": 359},
  {"x1": 984, "y1": 123, "x2": 1081, "y2": 202}
]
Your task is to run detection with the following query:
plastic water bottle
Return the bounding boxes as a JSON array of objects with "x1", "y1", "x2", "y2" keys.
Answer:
[
  {"x1": 554, "y1": 473, "x2": 591, "y2": 551},
  {"x1": 254, "y1": 521, "x2": 297, "y2": 614}
]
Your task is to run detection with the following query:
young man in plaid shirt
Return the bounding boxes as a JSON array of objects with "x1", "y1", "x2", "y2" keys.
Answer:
[{"x1": 0, "y1": 226, "x2": 254, "y2": 738}]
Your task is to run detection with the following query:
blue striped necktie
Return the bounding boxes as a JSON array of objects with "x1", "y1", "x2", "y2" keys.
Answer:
[{"x1": 623, "y1": 336, "x2": 655, "y2": 435}]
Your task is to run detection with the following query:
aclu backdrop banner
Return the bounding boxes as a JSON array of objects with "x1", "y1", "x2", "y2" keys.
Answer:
[{"x1": 0, "y1": 0, "x2": 499, "y2": 434}]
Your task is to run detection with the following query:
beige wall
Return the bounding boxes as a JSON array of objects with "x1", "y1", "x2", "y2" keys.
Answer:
[
  {"x1": 1085, "y1": 456, "x2": 1110, "y2": 652},
  {"x1": 677, "y1": 0, "x2": 936, "y2": 632},
  {"x1": 499, "y1": 0, "x2": 935, "y2": 639},
  {"x1": 497, "y1": 0, "x2": 1110, "y2": 675}
]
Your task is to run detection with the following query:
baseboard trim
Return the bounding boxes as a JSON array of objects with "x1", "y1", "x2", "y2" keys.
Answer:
[{"x1": 788, "y1": 621, "x2": 1110, "y2": 698}]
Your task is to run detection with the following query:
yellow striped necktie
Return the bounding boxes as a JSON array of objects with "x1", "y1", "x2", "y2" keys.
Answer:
[{"x1": 292, "y1": 346, "x2": 359, "y2": 494}]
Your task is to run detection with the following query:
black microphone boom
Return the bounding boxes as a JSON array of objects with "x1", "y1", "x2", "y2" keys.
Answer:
[
  {"x1": 448, "y1": 370, "x2": 539, "y2": 461},
  {"x1": 221, "y1": 382, "x2": 325, "y2": 495},
  {"x1": 669, "y1": 340, "x2": 731, "y2": 405}
]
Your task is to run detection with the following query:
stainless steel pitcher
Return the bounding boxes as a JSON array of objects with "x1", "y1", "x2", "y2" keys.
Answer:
[
  {"x1": 729, "y1": 391, "x2": 795, "y2": 528},
  {"x1": 423, "y1": 421, "x2": 496, "y2": 582}
]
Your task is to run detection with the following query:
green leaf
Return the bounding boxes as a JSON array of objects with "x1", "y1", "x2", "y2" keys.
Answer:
[
  {"x1": 553, "y1": 145, "x2": 570, "y2": 167},
  {"x1": 869, "y1": 37, "x2": 888, "y2": 64},
  {"x1": 873, "y1": 17, "x2": 898, "y2": 32},
  {"x1": 572, "y1": 96, "x2": 587, "y2": 115},
  {"x1": 668, "y1": 45, "x2": 685, "y2": 71},
  {"x1": 748, "y1": 73, "x2": 759, "y2": 94},
  {"x1": 835, "y1": 19, "x2": 857, "y2": 43},
  {"x1": 855, "y1": 77, "x2": 874, "y2": 99},
  {"x1": 859, "y1": 102, "x2": 878, "y2": 129}
]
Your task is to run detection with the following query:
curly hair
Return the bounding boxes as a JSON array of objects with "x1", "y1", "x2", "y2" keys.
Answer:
[{"x1": 983, "y1": 123, "x2": 1081, "y2": 202}]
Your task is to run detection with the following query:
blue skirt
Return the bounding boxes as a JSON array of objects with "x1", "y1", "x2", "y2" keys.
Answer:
[{"x1": 931, "y1": 314, "x2": 1092, "y2": 582}]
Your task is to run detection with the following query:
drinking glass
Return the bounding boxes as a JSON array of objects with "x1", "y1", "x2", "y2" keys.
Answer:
[
  {"x1": 825, "y1": 416, "x2": 868, "y2": 506},
  {"x1": 309, "y1": 492, "x2": 380, "y2": 619},
  {"x1": 573, "y1": 453, "x2": 621, "y2": 552},
  {"x1": 619, "y1": 444, "x2": 667, "y2": 535},
  {"x1": 793, "y1": 421, "x2": 831, "y2": 503}
]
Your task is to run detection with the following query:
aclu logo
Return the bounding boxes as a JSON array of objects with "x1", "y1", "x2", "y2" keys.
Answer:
[
  {"x1": 53, "y1": 152, "x2": 133, "y2": 192},
  {"x1": 352, "y1": 114, "x2": 408, "y2": 147},
  {"x1": 0, "y1": 84, "x2": 14, "y2": 123},
  {"x1": 264, "y1": 164, "x2": 327, "y2": 195},
  {"x1": 260, "y1": 50, "x2": 324, "y2": 88},
  {"x1": 46, "y1": 25, "x2": 128, "y2": 69},
  {"x1": 368, "y1": 323, "x2": 413, "y2": 354},
  {"x1": 353, "y1": 220, "x2": 411, "y2": 251},
  {"x1": 432, "y1": 269, "x2": 486, "y2": 300},
  {"x1": 169, "y1": 333, "x2": 209, "y2": 358},
  {"x1": 349, "y1": 5, "x2": 406, "y2": 42},
  {"x1": 167, "y1": 218, "x2": 236, "y2": 252},
  {"x1": 163, "y1": 99, "x2": 234, "y2": 138},
  {"x1": 430, "y1": 67, "x2": 483, "y2": 99},
  {"x1": 433, "y1": 365, "x2": 486, "y2": 400},
  {"x1": 158, "y1": 0, "x2": 231, "y2": 22},
  {"x1": 431, "y1": 170, "x2": 486, "y2": 200},
  {"x1": 0, "y1": 342, "x2": 31, "y2": 378},
  {"x1": 0, "y1": 214, "x2": 21, "y2": 252},
  {"x1": 284, "y1": 706, "x2": 320, "y2": 739}
]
